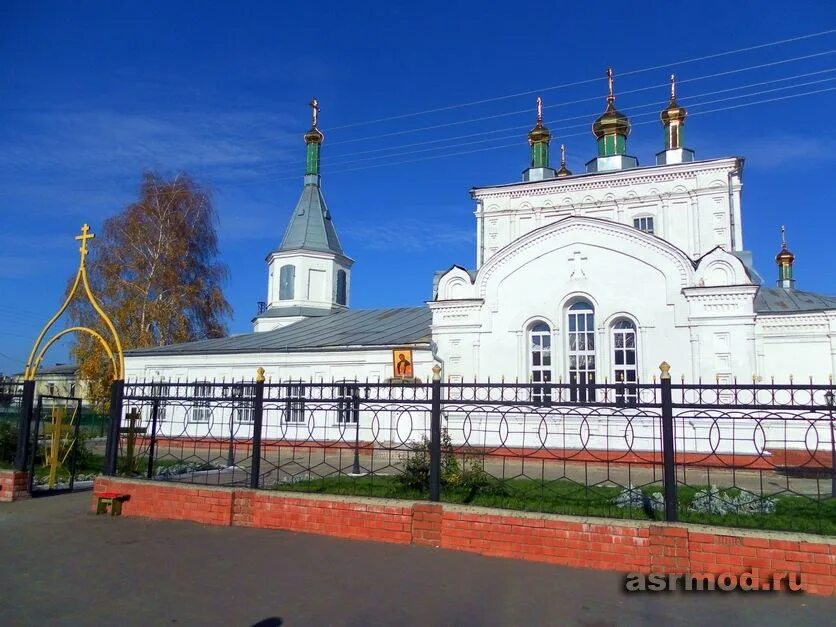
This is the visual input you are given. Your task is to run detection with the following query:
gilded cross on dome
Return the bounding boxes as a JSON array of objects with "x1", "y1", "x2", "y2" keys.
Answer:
[
  {"x1": 75, "y1": 223, "x2": 95, "y2": 257},
  {"x1": 606, "y1": 67, "x2": 615, "y2": 104},
  {"x1": 310, "y1": 98, "x2": 320, "y2": 127},
  {"x1": 670, "y1": 73, "x2": 677, "y2": 100},
  {"x1": 536, "y1": 96, "x2": 543, "y2": 125}
]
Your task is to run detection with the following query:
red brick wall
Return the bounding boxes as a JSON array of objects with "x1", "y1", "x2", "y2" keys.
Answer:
[
  {"x1": 93, "y1": 477, "x2": 836, "y2": 596},
  {"x1": 0, "y1": 470, "x2": 30, "y2": 502}
]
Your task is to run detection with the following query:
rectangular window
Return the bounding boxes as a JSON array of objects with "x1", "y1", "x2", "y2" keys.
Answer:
[
  {"x1": 336, "y1": 270, "x2": 347, "y2": 306},
  {"x1": 191, "y1": 383, "x2": 211, "y2": 423},
  {"x1": 336, "y1": 383, "x2": 357, "y2": 423},
  {"x1": 285, "y1": 383, "x2": 305, "y2": 423},
  {"x1": 227, "y1": 384, "x2": 254, "y2": 423},
  {"x1": 150, "y1": 383, "x2": 168, "y2": 423},
  {"x1": 279, "y1": 265, "x2": 295, "y2": 300},
  {"x1": 633, "y1": 216, "x2": 654, "y2": 234}
]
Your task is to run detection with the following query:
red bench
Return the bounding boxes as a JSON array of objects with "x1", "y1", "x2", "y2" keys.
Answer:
[{"x1": 95, "y1": 492, "x2": 130, "y2": 516}]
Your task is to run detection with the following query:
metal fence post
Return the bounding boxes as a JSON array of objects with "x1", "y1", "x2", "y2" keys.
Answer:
[
  {"x1": 146, "y1": 400, "x2": 160, "y2": 480},
  {"x1": 659, "y1": 361, "x2": 678, "y2": 522},
  {"x1": 104, "y1": 379, "x2": 124, "y2": 476},
  {"x1": 429, "y1": 364, "x2": 442, "y2": 502},
  {"x1": 14, "y1": 379, "x2": 35, "y2": 471},
  {"x1": 249, "y1": 368, "x2": 266, "y2": 490}
]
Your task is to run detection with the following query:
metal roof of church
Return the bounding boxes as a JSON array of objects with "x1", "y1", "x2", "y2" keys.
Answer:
[
  {"x1": 754, "y1": 287, "x2": 836, "y2": 314},
  {"x1": 277, "y1": 179, "x2": 345, "y2": 255},
  {"x1": 127, "y1": 307, "x2": 432, "y2": 356}
]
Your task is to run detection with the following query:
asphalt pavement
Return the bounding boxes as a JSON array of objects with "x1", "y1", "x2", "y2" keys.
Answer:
[{"x1": 0, "y1": 492, "x2": 833, "y2": 626}]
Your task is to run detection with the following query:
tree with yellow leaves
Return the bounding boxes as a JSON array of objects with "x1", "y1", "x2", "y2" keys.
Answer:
[{"x1": 69, "y1": 172, "x2": 232, "y2": 407}]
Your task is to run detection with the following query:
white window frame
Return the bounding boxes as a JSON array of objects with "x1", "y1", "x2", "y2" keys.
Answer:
[
  {"x1": 567, "y1": 301, "x2": 596, "y2": 400},
  {"x1": 191, "y1": 382, "x2": 211, "y2": 424},
  {"x1": 150, "y1": 382, "x2": 168, "y2": 424},
  {"x1": 611, "y1": 319, "x2": 639, "y2": 405},
  {"x1": 336, "y1": 382, "x2": 358, "y2": 424},
  {"x1": 227, "y1": 384, "x2": 254, "y2": 423},
  {"x1": 285, "y1": 382, "x2": 305, "y2": 424},
  {"x1": 633, "y1": 215, "x2": 654, "y2": 234},
  {"x1": 528, "y1": 321, "x2": 552, "y2": 405}
]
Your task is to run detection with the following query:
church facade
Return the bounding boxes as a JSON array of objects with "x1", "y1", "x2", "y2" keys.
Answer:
[{"x1": 125, "y1": 75, "x2": 836, "y2": 386}]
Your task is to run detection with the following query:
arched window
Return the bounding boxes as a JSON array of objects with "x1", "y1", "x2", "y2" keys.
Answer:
[
  {"x1": 336, "y1": 269, "x2": 347, "y2": 305},
  {"x1": 279, "y1": 265, "x2": 295, "y2": 300},
  {"x1": 529, "y1": 322, "x2": 552, "y2": 405},
  {"x1": 567, "y1": 301, "x2": 595, "y2": 401},
  {"x1": 612, "y1": 318, "x2": 638, "y2": 405}
]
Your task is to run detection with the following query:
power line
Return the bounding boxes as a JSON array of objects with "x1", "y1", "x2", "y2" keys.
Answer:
[
  {"x1": 250, "y1": 71, "x2": 836, "y2": 175},
  {"x1": 325, "y1": 29, "x2": 836, "y2": 131},
  {"x1": 326, "y1": 50, "x2": 836, "y2": 147},
  {"x1": 321, "y1": 73, "x2": 836, "y2": 169},
  {"x1": 263, "y1": 86, "x2": 836, "y2": 181},
  {"x1": 242, "y1": 49, "x2": 836, "y2": 174}
]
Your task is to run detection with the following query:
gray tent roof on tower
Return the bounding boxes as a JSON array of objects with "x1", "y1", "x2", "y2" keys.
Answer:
[
  {"x1": 127, "y1": 307, "x2": 432, "y2": 356},
  {"x1": 277, "y1": 181, "x2": 345, "y2": 255}
]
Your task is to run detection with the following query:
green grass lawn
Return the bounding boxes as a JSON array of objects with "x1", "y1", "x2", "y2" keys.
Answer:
[{"x1": 272, "y1": 474, "x2": 836, "y2": 536}]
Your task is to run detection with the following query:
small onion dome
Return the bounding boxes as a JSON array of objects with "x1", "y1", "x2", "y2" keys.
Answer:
[
  {"x1": 661, "y1": 96, "x2": 687, "y2": 126},
  {"x1": 304, "y1": 126, "x2": 324, "y2": 144},
  {"x1": 592, "y1": 101, "x2": 630, "y2": 139},
  {"x1": 556, "y1": 143, "x2": 572, "y2": 177},
  {"x1": 776, "y1": 246, "x2": 795, "y2": 265},
  {"x1": 527, "y1": 121, "x2": 551, "y2": 145}
]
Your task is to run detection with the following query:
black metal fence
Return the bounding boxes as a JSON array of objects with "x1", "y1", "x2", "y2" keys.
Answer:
[
  {"x1": 106, "y1": 373, "x2": 836, "y2": 534},
  {"x1": 0, "y1": 381, "x2": 24, "y2": 466}
]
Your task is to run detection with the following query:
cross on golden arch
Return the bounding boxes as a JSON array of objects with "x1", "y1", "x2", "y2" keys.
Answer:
[{"x1": 75, "y1": 223, "x2": 95, "y2": 257}]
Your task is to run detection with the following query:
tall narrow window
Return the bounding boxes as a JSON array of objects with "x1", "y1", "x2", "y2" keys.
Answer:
[
  {"x1": 229, "y1": 384, "x2": 254, "y2": 423},
  {"x1": 633, "y1": 216, "x2": 654, "y2": 234},
  {"x1": 336, "y1": 382, "x2": 357, "y2": 423},
  {"x1": 529, "y1": 322, "x2": 552, "y2": 405},
  {"x1": 285, "y1": 383, "x2": 305, "y2": 423},
  {"x1": 567, "y1": 301, "x2": 596, "y2": 402},
  {"x1": 612, "y1": 319, "x2": 638, "y2": 405},
  {"x1": 151, "y1": 382, "x2": 168, "y2": 423},
  {"x1": 191, "y1": 382, "x2": 211, "y2": 423},
  {"x1": 336, "y1": 269, "x2": 347, "y2": 306},
  {"x1": 279, "y1": 264, "x2": 295, "y2": 300}
]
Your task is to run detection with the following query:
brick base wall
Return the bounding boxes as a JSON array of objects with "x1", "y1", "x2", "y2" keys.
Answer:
[
  {"x1": 0, "y1": 470, "x2": 30, "y2": 502},
  {"x1": 93, "y1": 477, "x2": 836, "y2": 596}
]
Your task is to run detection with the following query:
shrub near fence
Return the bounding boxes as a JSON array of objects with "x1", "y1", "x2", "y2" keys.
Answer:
[{"x1": 112, "y1": 368, "x2": 836, "y2": 535}]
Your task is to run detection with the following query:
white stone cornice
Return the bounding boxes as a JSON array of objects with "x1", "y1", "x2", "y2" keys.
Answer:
[{"x1": 471, "y1": 158, "x2": 738, "y2": 201}]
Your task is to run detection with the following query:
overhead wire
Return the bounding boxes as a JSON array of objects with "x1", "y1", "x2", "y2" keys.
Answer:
[
  {"x1": 263, "y1": 86, "x2": 836, "y2": 181},
  {"x1": 248, "y1": 71, "x2": 836, "y2": 174},
  {"x1": 325, "y1": 29, "x2": 836, "y2": 130}
]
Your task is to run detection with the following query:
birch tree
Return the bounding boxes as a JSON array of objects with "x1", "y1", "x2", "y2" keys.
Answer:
[{"x1": 69, "y1": 172, "x2": 232, "y2": 406}]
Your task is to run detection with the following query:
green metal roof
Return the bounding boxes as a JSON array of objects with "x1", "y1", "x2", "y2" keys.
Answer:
[{"x1": 277, "y1": 177, "x2": 345, "y2": 256}]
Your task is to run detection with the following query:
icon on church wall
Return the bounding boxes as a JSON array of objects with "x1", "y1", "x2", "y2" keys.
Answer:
[{"x1": 392, "y1": 349, "x2": 414, "y2": 379}]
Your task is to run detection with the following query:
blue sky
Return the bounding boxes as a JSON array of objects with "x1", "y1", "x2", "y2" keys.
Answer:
[{"x1": 1, "y1": 1, "x2": 835, "y2": 375}]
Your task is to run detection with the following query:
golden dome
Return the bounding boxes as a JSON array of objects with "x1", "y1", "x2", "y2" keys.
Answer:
[
  {"x1": 776, "y1": 247, "x2": 795, "y2": 265},
  {"x1": 592, "y1": 101, "x2": 630, "y2": 139},
  {"x1": 775, "y1": 225, "x2": 794, "y2": 264},
  {"x1": 661, "y1": 74, "x2": 687, "y2": 125},
  {"x1": 556, "y1": 143, "x2": 572, "y2": 177},
  {"x1": 304, "y1": 126, "x2": 324, "y2": 144},
  {"x1": 528, "y1": 96, "x2": 551, "y2": 145},
  {"x1": 528, "y1": 122, "x2": 551, "y2": 145}
]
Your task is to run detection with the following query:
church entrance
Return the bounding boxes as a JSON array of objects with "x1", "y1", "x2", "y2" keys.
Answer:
[{"x1": 27, "y1": 393, "x2": 85, "y2": 495}]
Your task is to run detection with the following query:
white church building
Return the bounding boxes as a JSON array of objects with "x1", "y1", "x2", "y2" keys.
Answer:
[{"x1": 125, "y1": 76, "x2": 836, "y2": 387}]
